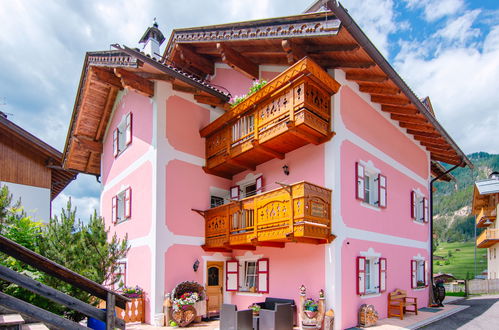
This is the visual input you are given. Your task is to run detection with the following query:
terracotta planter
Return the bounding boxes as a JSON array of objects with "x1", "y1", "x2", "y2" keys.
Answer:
[{"x1": 305, "y1": 310, "x2": 318, "y2": 319}]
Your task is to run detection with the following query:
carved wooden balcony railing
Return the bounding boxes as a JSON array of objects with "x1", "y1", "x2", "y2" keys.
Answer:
[
  {"x1": 200, "y1": 58, "x2": 340, "y2": 179},
  {"x1": 477, "y1": 228, "x2": 499, "y2": 248},
  {"x1": 199, "y1": 181, "x2": 334, "y2": 252},
  {"x1": 476, "y1": 208, "x2": 497, "y2": 228}
]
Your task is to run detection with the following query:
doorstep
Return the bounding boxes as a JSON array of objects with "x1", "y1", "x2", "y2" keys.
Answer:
[{"x1": 347, "y1": 303, "x2": 469, "y2": 330}]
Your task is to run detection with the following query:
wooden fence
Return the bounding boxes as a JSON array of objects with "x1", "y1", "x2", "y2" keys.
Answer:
[{"x1": 468, "y1": 279, "x2": 499, "y2": 294}]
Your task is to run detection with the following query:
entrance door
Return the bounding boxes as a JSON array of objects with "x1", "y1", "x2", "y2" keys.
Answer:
[{"x1": 206, "y1": 261, "x2": 224, "y2": 315}]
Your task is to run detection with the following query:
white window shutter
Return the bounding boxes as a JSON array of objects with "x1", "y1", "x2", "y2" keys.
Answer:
[
  {"x1": 111, "y1": 196, "x2": 117, "y2": 224},
  {"x1": 113, "y1": 129, "x2": 119, "y2": 157},
  {"x1": 356, "y1": 162, "x2": 365, "y2": 201},
  {"x1": 411, "y1": 260, "x2": 417, "y2": 288},
  {"x1": 124, "y1": 187, "x2": 132, "y2": 219},
  {"x1": 379, "y1": 257, "x2": 387, "y2": 293},
  {"x1": 410, "y1": 191, "x2": 416, "y2": 220},
  {"x1": 230, "y1": 185, "x2": 240, "y2": 200},
  {"x1": 357, "y1": 256, "x2": 366, "y2": 295},
  {"x1": 257, "y1": 258, "x2": 269, "y2": 293},
  {"x1": 378, "y1": 174, "x2": 387, "y2": 208},
  {"x1": 255, "y1": 176, "x2": 263, "y2": 194},
  {"x1": 125, "y1": 112, "x2": 133, "y2": 145},
  {"x1": 226, "y1": 260, "x2": 239, "y2": 291},
  {"x1": 423, "y1": 197, "x2": 429, "y2": 223}
]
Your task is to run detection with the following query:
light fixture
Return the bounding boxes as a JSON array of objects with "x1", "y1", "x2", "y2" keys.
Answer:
[
  {"x1": 282, "y1": 165, "x2": 289, "y2": 176},
  {"x1": 193, "y1": 259, "x2": 200, "y2": 272}
]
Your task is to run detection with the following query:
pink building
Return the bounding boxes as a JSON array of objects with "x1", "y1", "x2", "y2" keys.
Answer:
[{"x1": 63, "y1": 1, "x2": 471, "y2": 328}]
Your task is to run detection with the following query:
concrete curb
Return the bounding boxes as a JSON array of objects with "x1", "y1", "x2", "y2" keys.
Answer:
[
  {"x1": 443, "y1": 296, "x2": 467, "y2": 304},
  {"x1": 409, "y1": 305, "x2": 469, "y2": 329}
]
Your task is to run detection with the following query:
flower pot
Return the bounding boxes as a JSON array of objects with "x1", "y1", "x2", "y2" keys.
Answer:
[
  {"x1": 252, "y1": 311, "x2": 259, "y2": 316},
  {"x1": 304, "y1": 310, "x2": 318, "y2": 319}
]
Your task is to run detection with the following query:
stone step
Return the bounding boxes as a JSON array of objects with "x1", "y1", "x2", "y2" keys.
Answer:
[
  {"x1": 21, "y1": 324, "x2": 49, "y2": 330},
  {"x1": 0, "y1": 313, "x2": 25, "y2": 326}
]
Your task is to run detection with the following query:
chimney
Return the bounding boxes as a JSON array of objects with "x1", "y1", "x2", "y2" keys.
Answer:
[{"x1": 138, "y1": 18, "x2": 165, "y2": 60}]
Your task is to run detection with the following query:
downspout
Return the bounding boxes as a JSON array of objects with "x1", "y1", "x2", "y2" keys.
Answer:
[{"x1": 429, "y1": 160, "x2": 463, "y2": 303}]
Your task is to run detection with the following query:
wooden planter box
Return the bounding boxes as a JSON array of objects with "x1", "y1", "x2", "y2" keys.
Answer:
[{"x1": 99, "y1": 296, "x2": 145, "y2": 323}]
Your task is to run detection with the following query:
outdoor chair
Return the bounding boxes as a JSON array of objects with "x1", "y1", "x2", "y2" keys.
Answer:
[
  {"x1": 259, "y1": 303, "x2": 294, "y2": 330},
  {"x1": 220, "y1": 304, "x2": 252, "y2": 330}
]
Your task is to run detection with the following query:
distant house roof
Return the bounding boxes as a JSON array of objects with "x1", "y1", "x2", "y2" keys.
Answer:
[
  {"x1": 433, "y1": 273, "x2": 456, "y2": 282},
  {"x1": 472, "y1": 177, "x2": 499, "y2": 213},
  {"x1": 0, "y1": 114, "x2": 76, "y2": 200},
  {"x1": 475, "y1": 178, "x2": 499, "y2": 195}
]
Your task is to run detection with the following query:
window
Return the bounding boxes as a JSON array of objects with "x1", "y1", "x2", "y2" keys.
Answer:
[
  {"x1": 210, "y1": 196, "x2": 224, "y2": 208},
  {"x1": 355, "y1": 162, "x2": 386, "y2": 208},
  {"x1": 411, "y1": 191, "x2": 428, "y2": 223},
  {"x1": 226, "y1": 258, "x2": 269, "y2": 293},
  {"x1": 111, "y1": 261, "x2": 126, "y2": 290},
  {"x1": 112, "y1": 187, "x2": 132, "y2": 224},
  {"x1": 113, "y1": 112, "x2": 132, "y2": 157},
  {"x1": 230, "y1": 176, "x2": 263, "y2": 200},
  {"x1": 411, "y1": 259, "x2": 427, "y2": 288},
  {"x1": 357, "y1": 256, "x2": 386, "y2": 295}
]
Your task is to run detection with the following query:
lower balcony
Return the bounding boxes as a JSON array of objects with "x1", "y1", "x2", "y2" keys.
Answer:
[
  {"x1": 198, "y1": 181, "x2": 334, "y2": 251},
  {"x1": 477, "y1": 228, "x2": 499, "y2": 248},
  {"x1": 476, "y1": 208, "x2": 496, "y2": 228}
]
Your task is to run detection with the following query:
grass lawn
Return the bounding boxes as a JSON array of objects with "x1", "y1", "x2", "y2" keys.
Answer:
[{"x1": 433, "y1": 241, "x2": 487, "y2": 279}]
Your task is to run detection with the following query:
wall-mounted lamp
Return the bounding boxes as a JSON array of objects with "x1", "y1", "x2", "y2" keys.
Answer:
[
  {"x1": 193, "y1": 259, "x2": 200, "y2": 272},
  {"x1": 282, "y1": 165, "x2": 290, "y2": 176}
]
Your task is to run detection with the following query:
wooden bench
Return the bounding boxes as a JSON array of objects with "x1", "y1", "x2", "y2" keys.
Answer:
[{"x1": 387, "y1": 289, "x2": 418, "y2": 320}]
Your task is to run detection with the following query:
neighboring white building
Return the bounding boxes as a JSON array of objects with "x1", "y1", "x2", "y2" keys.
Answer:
[
  {"x1": 473, "y1": 173, "x2": 499, "y2": 279},
  {"x1": 0, "y1": 112, "x2": 76, "y2": 222}
]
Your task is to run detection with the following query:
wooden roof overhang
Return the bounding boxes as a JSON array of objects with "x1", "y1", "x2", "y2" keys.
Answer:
[
  {"x1": 163, "y1": 6, "x2": 472, "y2": 169},
  {"x1": 431, "y1": 161, "x2": 455, "y2": 182},
  {"x1": 0, "y1": 115, "x2": 76, "y2": 200},
  {"x1": 63, "y1": 48, "x2": 230, "y2": 176},
  {"x1": 472, "y1": 183, "x2": 499, "y2": 215}
]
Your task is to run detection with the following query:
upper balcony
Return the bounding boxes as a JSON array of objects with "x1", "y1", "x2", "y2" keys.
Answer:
[
  {"x1": 476, "y1": 208, "x2": 497, "y2": 228},
  {"x1": 477, "y1": 228, "x2": 499, "y2": 248},
  {"x1": 198, "y1": 181, "x2": 334, "y2": 252},
  {"x1": 200, "y1": 58, "x2": 340, "y2": 179}
]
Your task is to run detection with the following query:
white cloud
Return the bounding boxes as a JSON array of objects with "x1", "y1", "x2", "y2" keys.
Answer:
[
  {"x1": 52, "y1": 193, "x2": 100, "y2": 224},
  {"x1": 434, "y1": 9, "x2": 481, "y2": 47},
  {"x1": 405, "y1": 0, "x2": 465, "y2": 22}
]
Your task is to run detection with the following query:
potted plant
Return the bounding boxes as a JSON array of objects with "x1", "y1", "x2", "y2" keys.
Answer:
[
  {"x1": 248, "y1": 303, "x2": 261, "y2": 316},
  {"x1": 121, "y1": 285, "x2": 144, "y2": 298},
  {"x1": 172, "y1": 292, "x2": 200, "y2": 311},
  {"x1": 304, "y1": 298, "x2": 319, "y2": 319},
  {"x1": 417, "y1": 280, "x2": 425, "y2": 288}
]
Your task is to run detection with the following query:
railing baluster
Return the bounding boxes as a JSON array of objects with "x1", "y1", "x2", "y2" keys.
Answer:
[{"x1": 106, "y1": 292, "x2": 116, "y2": 330}]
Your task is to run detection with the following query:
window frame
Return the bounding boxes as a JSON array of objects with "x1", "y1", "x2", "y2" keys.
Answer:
[
  {"x1": 113, "y1": 112, "x2": 133, "y2": 158},
  {"x1": 112, "y1": 187, "x2": 132, "y2": 224},
  {"x1": 111, "y1": 261, "x2": 127, "y2": 290},
  {"x1": 356, "y1": 161, "x2": 386, "y2": 209}
]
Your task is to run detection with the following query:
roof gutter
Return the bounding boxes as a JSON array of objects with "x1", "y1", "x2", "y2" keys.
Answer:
[
  {"x1": 325, "y1": 0, "x2": 473, "y2": 168},
  {"x1": 113, "y1": 44, "x2": 230, "y2": 103}
]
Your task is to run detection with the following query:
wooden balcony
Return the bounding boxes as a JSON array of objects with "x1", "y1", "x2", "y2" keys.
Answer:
[
  {"x1": 476, "y1": 208, "x2": 497, "y2": 228},
  {"x1": 200, "y1": 58, "x2": 340, "y2": 179},
  {"x1": 199, "y1": 181, "x2": 334, "y2": 251},
  {"x1": 477, "y1": 228, "x2": 499, "y2": 248}
]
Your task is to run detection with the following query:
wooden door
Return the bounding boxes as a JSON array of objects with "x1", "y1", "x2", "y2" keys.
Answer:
[{"x1": 206, "y1": 261, "x2": 224, "y2": 315}]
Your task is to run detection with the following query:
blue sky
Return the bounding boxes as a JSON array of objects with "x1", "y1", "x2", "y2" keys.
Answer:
[{"x1": 0, "y1": 0, "x2": 498, "y2": 222}]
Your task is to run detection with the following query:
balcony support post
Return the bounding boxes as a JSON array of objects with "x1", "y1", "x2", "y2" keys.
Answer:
[{"x1": 277, "y1": 182, "x2": 295, "y2": 236}]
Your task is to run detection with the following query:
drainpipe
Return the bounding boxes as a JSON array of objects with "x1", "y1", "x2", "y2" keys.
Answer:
[{"x1": 429, "y1": 161, "x2": 463, "y2": 303}]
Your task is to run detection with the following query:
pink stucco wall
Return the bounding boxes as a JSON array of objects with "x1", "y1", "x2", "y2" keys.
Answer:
[
  {"x1": 165, "y1": 96, "x2": 210, "y2": 158},
  {"x1": 103, "y1": 161, "x2": 153, "y2": 240},
  {"x1": 210, "y1": 67, "x2": 253, "y2": 99},
  {"x1": 102, "y1": 91, "x2": 153, "y2": 185},
  {"x1": 340, "y1": 85, "x2": 429, "y2": 179},
  {"x1": 127, "y1": 245, "x2": 153, "y2": 323},
  {"x1": 341, "y1": 140, "x2": 430, "y2": 241},
  {"x1": 165, "y1": 159, "x2": 231, "y2": 236},
  {"x1": 341, "y1": 238, "x2": 429, "y2": 329},
  {"x1": 164, "y1": 244, "x2": 207, "y2": 293}
]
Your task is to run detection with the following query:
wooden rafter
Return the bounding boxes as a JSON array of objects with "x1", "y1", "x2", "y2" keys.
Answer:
[
  {"x1": 227, "y1": 158, "x2": 256, "y2": 171},
  {"x1": 420, "y1": 141, "x2": 455, "y2": 150},
  {"x1": 73, "y1": 135, "x2": 102, "y2": 154},
  {"x1": 216, "y1": 43, "x2": 259, "y2": 79},
  {"x1": 345, "y1": 72, "x2": 387, "y2": 82},
  {"x1": 194, "y1": 94, "x2": 227, "y2": 107},
  {"x1": 114, "y1": 68, "x2": 154, "y2": 97},
  {"x1": 381, "y1": 105, "x2": 419, "y2": 115},
  {"x1": 282, "y1": 39, "x2": 307, "y2": 64},
  {"x1": 399, "y1": 122, "x2": 435, "y2": 131},
  {"x1": 135, "y1": 72, "x2": 174, "y2": 81},
  {"x1": 413, "y1": 135, "x2": 447, "y2": 145},
  {"x1": 431, "y1": 154, "x2": 462, "y2": 164},
  {"x1": 251, "y1": 140, "x2": 285, "y2": 159},
  {"x1": 322, "y1": 60, "x2": 375, "y2": 69},
  {"x1": 90, "y1": 67, "x2": 123, "y2": 89},
  {"x1": 359, "y1": 85, "x2": 400, "y2": 95},
  {"x1": 425, "y1": 145, "x2": 454, "y2": 153},
  {"x1": 390, "y1": 114, "x2": 428, "y2": 124},
  {"x1": 95, "y1": 87, "x2": 118, "y2": 141},
  {"x1": 407, "y1": 129, "x2": 442, "y2": 138},
  {"x1": 175, "y1": 44, "x2": 214, "y2": 76},
  {"x1": 286, "y1": 122, "x2": 321, "y2": 145},
  {"x1": 172, "y1": 82, "x2": 198, "y2": 94},
  {"x1": 371, "y1": 95, "x2": 410, "y2": 106}
]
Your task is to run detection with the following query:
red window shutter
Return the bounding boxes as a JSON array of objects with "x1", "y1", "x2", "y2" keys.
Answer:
[
  {"x1": 356, "y1": 162, "x2": 365, "y2": 201},
  {"x1": 424, "y1": 260, "x2": 428, "y2": 286},
  {"x1": 410, "y1": 191, "x2": 416, "y2": 220},
  {"x1": 113, "y1": 129, "x2": 119, "y2": 157},
  {"x1": 379, "y1": 257, "x2": 387, "y2": 293},
  {"x1": 411, "y1": 260, "x2": 417, "y2": 288},
  {"x1": 255, "y1": 176, "x2": 263, "y2": 194},
  {"x1": 125, "y1": 112, "x2": 133, "y2": 145},
  {"x1": 111, "y1": 196, "x2": 117, "y2": 224},
  {"x1": 230, "y1": 185, "x2": 240, "y2": 200},
  {"x1": 257, "y1": 258, "x2": 269, "y2": 293},
  {"x1": 124, "y1": 187, "x2": 132, "y2": 219},
  {"x1": 357, "y1": 256, "x2": 366, "y2": 295},
  {"x1": 378, "y1": 174, "x2": 387, "y2": 208},
  {"x1": 226, "y1": 260, "x2": 239, "y2": 292},
  {"x1": 423, "y1": 197, "x2": 429, "y2": 223}
]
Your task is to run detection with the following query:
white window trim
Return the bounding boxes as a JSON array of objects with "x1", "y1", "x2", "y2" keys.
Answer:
[
  {"x1": 236, "y1": 173, "x2": 263, "y2": 199},
  {"x1": 115, "y1": 185, "x2": 131, "y2": 224},
  {"x1": 359, "y1": 160, "x2": 381, "y2": 209},
  {"x1": 413, "y1": 253, "x2": 426, "y2": 288},
  {"x1": 360, "y1": 248, "x2": 382, "y2": 296},
  {"x1": 412, "y1": 188, "x2": 426, "y2": 223},
  {"x1": 235, "y1": 252, "x2": 263, "y2": 293},
  {"x1": 114, "y1": 112, "x2": 132, "y2": 158},
  {"x1": 112, "y1": 258, "x2": 127, "y2": 290}
]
